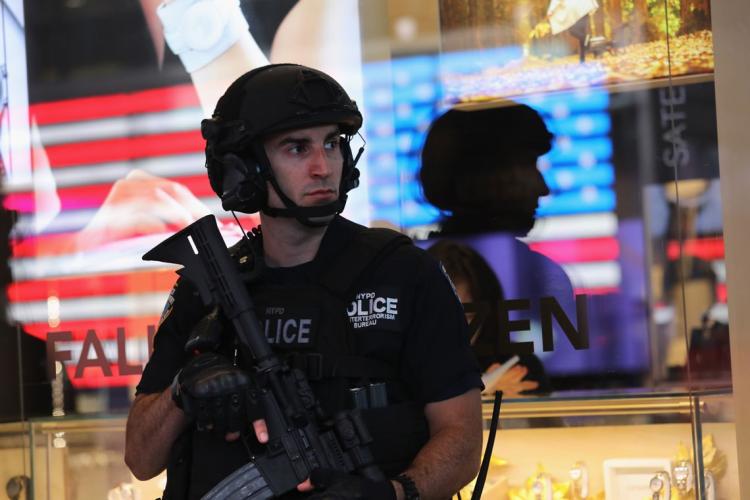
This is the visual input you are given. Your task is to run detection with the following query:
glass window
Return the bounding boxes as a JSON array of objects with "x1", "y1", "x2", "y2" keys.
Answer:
[{"x1": 2, "y1": 0, "x2": 744, "y2": 498}]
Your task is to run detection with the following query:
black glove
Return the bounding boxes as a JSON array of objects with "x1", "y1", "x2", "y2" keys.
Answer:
[
  {"x1": 307, "y1": 469, "x2": 396, "y2": 500},
  {"x1": 171, "y1": 352, "x2": 261, "y2": 434}
]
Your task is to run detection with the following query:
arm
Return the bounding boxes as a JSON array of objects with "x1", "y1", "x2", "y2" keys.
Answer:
[
  {"x1": 187, "y1": 36, "x2": 268, "y2": 116},
  {"x1": 142, "y1": 0, "x2": 362, "y2": 116},
  {"x1": 389, "y1": 253, "x2": 483, "y2": 498},
  {"x1": 125, "y1": 389, "x2": 190, "y2": 480},
  {"x1": 396, "y1": 388, "x2": 483, "y2": 500},
  {"x1": 139, "y1": 0, "x2": 269, "y2": 115},
  {"x1": 125, "y1": 279, "x2": 193, "y2": 481},
  {"x1": 269, "y1": 0, "x2": 361, "y2": 75}
]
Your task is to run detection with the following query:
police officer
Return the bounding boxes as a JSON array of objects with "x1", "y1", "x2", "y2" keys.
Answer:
[{"x1": 125, "y1": 64, "x2": 483, "y2": 500}]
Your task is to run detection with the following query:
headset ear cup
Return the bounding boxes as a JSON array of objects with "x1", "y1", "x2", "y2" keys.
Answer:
[
  {"x1": 346, "y1": 167, "x2": 360, "y2": 191},
  {"x1": 216, "y1": 153, "x2": 268, "y2": 213},
  {"x1": 205, "y1": 141, "x2": 226, "y2": 197},
  {"x1": 206, "y1": 157, "x2": 224, "y2": 197},
  {"x1": 244, "y1": 161, "x2": 269, "y2": 213}
]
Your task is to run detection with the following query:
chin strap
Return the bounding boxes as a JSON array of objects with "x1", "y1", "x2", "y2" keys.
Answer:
[
  {"x1": 262, "y1": 199, "x2": 346, "y2": 227},
  {"x1": 262, "y1": 172, "x2": 348, "y2": 227}
]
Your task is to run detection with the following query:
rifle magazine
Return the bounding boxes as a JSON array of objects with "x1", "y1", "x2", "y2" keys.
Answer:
[{"x1": 201, "y1": 462, "x2": 274, "y2": 500}]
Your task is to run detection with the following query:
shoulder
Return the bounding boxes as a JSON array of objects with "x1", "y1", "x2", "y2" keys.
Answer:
[
  {"x1": 360, "y1": 226, "x2": 441, "y2": 279},
  {"x1": 328, "y1": 216, "x2": 406, "y2": 245},
  {"x1": 515, "y1": 240, "x2": 574, "y2": 290},
  {"x1": 324, "y1": 218, "x2": 453, "y2": 288},
  {"x1": 328, "y1": 217, "x2": 425, "y2": 265},
  {"x1": 157, "y1": 276, "x2": 208, "y2": 334},
  {"x1": 330, "y1": 216, "x2": 406, "y2": 241}
]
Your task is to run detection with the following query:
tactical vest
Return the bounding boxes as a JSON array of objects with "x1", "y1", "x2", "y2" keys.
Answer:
[{"x1": 165, "y1": 227, "x2": 430, "y2": 500}]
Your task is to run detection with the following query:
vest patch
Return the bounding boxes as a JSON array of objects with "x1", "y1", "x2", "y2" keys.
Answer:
[
  {"x1": 259, "y1": 306, "x2": 319, "y2": 349},
  {"x1": 347, "y1": 289, "x2": 401, "y2": 330},
  {"x1": 158, "y1": 282, "x2": 178, "y2": 328}
]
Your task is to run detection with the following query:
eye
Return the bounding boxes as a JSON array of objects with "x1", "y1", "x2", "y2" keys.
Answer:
[
  {"x1": 288, "y1": 144, "x2": 307, "y2": 155},
  {"x1": 325, "y1": 137, "x2": 341, "y2": 150}
]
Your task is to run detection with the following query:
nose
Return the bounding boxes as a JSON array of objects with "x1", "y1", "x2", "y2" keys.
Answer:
[
  {"x1": 308, "y1": 145, "x2": 333, "y2": 178},
  {"x1": 534, "y1": 167, "x2": 550, "y2": 197}
]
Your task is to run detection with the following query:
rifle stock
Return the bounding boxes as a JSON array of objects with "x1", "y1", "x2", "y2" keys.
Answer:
[{"x1": 144, "y1": 215, "x2": 384, "y2": 499}]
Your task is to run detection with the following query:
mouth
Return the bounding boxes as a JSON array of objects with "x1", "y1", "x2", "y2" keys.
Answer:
[{"x1": 304, "y1": 188, "x2": 337, "y2": 202}]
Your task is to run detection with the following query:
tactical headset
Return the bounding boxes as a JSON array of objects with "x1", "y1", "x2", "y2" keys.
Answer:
[{"x1": 201, "y1": 64, "x2": 364, "y2": 227}]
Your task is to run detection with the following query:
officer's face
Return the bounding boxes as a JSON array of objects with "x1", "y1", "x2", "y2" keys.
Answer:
[{"x1": 263, "y1": 124, "x2": 344, "y2": 209}]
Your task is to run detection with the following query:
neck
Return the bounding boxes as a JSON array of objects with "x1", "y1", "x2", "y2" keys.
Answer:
[{"x1": 259, "y1": 213, "x2": 330, "y2": 267}]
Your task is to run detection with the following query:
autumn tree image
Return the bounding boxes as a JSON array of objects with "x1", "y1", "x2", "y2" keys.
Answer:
[{"x1": 437, "y1": 0, "x2": 714, "y2": 102}]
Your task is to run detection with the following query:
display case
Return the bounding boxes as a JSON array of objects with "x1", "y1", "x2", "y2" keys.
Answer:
[
  {"x1": 470, "y1": 390, "x2": 737, "y2": 499},
  {"x1": 0, "y1": 422, "x2": 31, "y2": 500},
  {"x1": 0, "y1": 416, "x2": 165, "y2": 500},
  {"x1": 0, "y1": 390, "x2": 736, "y2": 500}
]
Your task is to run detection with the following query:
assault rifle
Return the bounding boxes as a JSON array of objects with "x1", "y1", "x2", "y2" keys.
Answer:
[{"x1": 144, "y1": 215, "x2": 385, "y2": 499}]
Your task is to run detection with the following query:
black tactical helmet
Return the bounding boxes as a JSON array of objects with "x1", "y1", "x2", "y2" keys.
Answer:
[{"x1": 201, "y1": 64, "x2": 364, "y2": 224}]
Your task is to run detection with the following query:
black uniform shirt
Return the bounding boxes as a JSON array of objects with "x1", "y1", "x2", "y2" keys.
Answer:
[
  {"x1": 135, "y1": 216, "x2": 482, "y2": 498},
  {"x1": 137, "y1": 216, "x2": 482, "y2": 402}
]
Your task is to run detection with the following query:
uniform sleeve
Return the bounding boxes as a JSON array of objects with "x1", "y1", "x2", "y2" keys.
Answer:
[
  {"x1": 400, "y1": 257, "x2": 483, "y2": 403},
  {"x1": 135, "y1": 279, "x2": 207, "y2": 395}
]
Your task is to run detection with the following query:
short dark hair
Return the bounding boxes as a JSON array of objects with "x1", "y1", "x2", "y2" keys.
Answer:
[
  {"x1": 426, "y1": 239, "x2": 503, "y2": 304},
  {"x1": 426, "y1": 240, "x2": 506, "y2": 370}
]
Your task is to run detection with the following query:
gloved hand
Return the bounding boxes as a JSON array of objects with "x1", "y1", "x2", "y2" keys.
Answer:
[
  {"x1": 171, "y1": 352, "x2": 261, "y2": 434},
  {"x1": 307, "y1": 469, "x2": 396, "y2": 500}
]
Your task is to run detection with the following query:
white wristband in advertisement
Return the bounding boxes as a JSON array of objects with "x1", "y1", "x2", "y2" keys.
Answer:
[{"x1": 157, "y1": 0, "x2": 248, "y2": 72}]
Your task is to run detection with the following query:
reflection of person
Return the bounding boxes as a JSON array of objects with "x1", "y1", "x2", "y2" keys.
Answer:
[
  {"x1": 420, "y1": 102, "x2": 553, "y2": 237},
  {"x1": 419, "y1": 102, "x2": 577, "y2": 364},
  {"x1": 125, "y1": 65, "x2": 483, "y2": 499},
  {"x1": 427, "y1": 240, "x2": 551, "y2": 398}
]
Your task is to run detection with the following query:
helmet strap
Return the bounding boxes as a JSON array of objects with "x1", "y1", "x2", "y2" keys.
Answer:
[{"x1": 262, "y1": 199, "x2": 346, "y2": 227}]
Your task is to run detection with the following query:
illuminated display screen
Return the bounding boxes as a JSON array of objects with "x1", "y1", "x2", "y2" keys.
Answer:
[
  {"x1": 362, "y1": 51, "x2": 723, "y2": 376},
  {"x1": 12, "y1": 0, "x2": 370, "y2": 391},
  {"x1": 6, "y1": 86, "x2": 248, "y2": 388},
  {"x1": 363, "y1": 52, "x2": 619, "y2": 295},
  {"x1": 6, "y1": 0, "x2": 722, "y2": 389},
  {"x1": 437, "y1": 0, "x2": 714, "y2": 101},
  {"x1": 7, "y1": 74, "x2": 726, "y2": 387}
]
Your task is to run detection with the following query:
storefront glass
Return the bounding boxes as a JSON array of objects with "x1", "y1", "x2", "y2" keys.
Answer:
[{"x1": 1, "y1": 0, "x2": 743, "y2": 497}]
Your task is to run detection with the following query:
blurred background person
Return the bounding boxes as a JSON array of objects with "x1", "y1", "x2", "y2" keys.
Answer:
[{"x1": 427, "y1": 240, "x2": 551, "y2": 398}]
